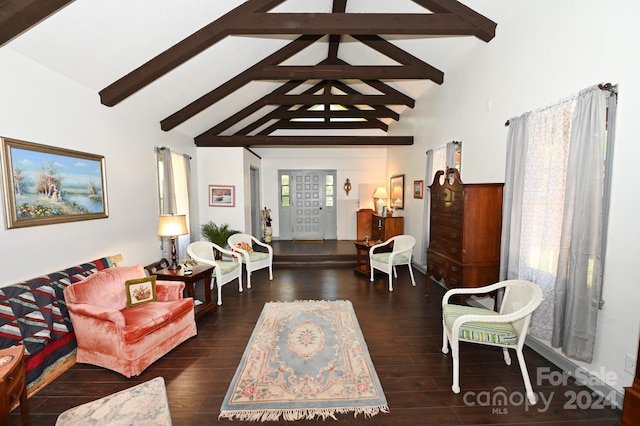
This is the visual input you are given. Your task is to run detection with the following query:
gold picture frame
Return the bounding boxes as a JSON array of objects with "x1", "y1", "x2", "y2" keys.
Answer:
[
  {"x1": 390, "y1": 174, "x2": 405, "y2": 210},
  {"x1": 413, "y1": 180, "x2": 424, "y2": 199},
  {"x1": 1, "y1": 137, "x2": 108, "y2": 229}
]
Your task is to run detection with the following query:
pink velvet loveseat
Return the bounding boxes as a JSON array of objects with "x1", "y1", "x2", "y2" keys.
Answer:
[{"x1": 63, "y1": 264, "x2": 197, "y2": 377}]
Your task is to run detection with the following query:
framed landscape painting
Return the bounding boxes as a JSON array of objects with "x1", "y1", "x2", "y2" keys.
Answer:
[
  {"x1": 209, "y1": 184, "x2": 235, "y2": 207},
  {"x1": 1, "y1": 137, "x2": 108, "y2": 229}
]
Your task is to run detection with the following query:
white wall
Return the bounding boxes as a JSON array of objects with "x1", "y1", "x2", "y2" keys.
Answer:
[
  {"x1": 252, "y1": 147, "x2": 387, "y2": 239},
  {"x1": 195, "y1": 147, "x2": 246, "y2": 236},
  {"x1": 387, "y1": 0, "x2": 640, "y2": 394},
  {"x1": 0, "y1": 50, "x2": 197, "y2": 285}
]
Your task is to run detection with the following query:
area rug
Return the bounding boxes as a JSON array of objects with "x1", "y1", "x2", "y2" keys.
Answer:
[{"x1": 219, "y1": 300, "x2": 388, "y2": 421}]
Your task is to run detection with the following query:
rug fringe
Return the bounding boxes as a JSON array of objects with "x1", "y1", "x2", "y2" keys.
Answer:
[{"x1": 219, "y1": 404, "x2": 389, "y2": 422}]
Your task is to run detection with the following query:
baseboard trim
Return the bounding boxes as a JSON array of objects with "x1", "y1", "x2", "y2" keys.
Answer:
[
  {"x1": 421, "y1": 272, "x2": 624, "y2": 409},
  {"x1": 524, "y1": 335, "x2": 623, "y2": 409}
]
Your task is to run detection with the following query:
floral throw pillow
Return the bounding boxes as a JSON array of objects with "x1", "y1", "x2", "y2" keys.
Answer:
[
  {"x1": 234, "y1": 241, "x2": 254, "y2": 253},
  {"x1": 125, "y1": 276, "x2": 157, "y2": 307}
]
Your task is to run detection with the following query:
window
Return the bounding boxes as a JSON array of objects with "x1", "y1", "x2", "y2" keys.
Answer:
[
  {"x1": 501, "y1": 84, "x2": 617, "y2": 361},
  {"x1": 280, "y1": 174, "x2": 290, "y2": 206},
  {"x1": 325, "y1": 174, "x2": 334, "y2": 207},
  {"x1": 156, "y1": 148, "x2": 191, "y2": 261}
]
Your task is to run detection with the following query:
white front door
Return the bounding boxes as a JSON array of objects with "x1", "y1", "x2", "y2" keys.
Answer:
[{"x1": 279, "y1": 170, "x2": 337, "y2": 240}]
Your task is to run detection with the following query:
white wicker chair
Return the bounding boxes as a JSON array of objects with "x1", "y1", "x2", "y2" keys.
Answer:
[
  {"x1": 227, "y1": 233, "x2": 273, "y2": 288},
  {"x1": 369, "y1": 235, "x2": 416, "y2": 291},
  {"x1": 187, "y1": 241, "x2": 242, "y2": 306},
  {"x1": 441, "y1": 280, "x2": 544, "y2": 404}
]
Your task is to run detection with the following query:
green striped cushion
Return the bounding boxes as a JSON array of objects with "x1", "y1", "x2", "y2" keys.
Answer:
[
  {"x1": 371, "y1": 253, "x2": 409, "y2": 265},
  {"x1": 215, "y1": 261, "x2": 240, "y2": 274},
  {"x1": 248, "y1": 252, "x2": 269, "y2": 261},
  {"x1": 443, "y1": 304, "x2": 517, "y2": 344}
]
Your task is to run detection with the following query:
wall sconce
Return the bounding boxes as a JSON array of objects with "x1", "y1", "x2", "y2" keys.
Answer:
[
  {"x1": 343, "y1": 178, "x2": 352, "y2": 196},
  {"x1": 372, "y1": 187, "x2": 389, "y2": 216},
  {"x1": 157, "y1": 214, "x2": 188, "y2": 270}
]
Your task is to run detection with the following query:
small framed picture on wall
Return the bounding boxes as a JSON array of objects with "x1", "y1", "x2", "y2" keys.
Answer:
[
  {"x1": 208, "y1": 185, "x2": 235, "y2": 207},
  {"x1": 413, "y1": 180, "x2": 424, "y2": 199}
]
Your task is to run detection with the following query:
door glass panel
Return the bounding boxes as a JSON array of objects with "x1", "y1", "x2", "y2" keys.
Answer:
[{"x1": 281, "y1": 174, "x2": 290, "y2": 206}]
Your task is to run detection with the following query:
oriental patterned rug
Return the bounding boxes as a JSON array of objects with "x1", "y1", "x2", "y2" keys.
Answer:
[{"x1": 219, "y1": 300, "x2": 389, "y2": 422}]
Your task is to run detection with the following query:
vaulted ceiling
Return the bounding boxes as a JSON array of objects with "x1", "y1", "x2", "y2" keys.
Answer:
[{"x1": 1, "y1": 0, "x2": 498, "y2": 148}]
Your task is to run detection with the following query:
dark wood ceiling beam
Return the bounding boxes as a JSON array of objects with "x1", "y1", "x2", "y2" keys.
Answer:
[
  {"x1": 412, "y1": 0, "x2": 496, "y2": 42},
  {"x1": 195, "y1": 135, "x2": 414, "y2": 147},
  {"x1": 160, "y1": 34, "x2": 321, "y2": 131},
  {"x1": 352, "y1": 35, "x2": 443, "y2": 84},
  {"x1": 263, "y1": 93, "x2": 410, "y2": 106},
  {"x1": 367, "y1": 118, "x2": 389, "y2": 131},
  {"x1": 99, "y1": 0, "x2": 286, "y2": 106},
  {"x1": 331, "y1": 81, "x2": 402, "y2": 120},
  {"x1": 227, "y1": 13, "x2": 482, "y2": 36},
  {"x1": 235, "y1": 81, "x2": 327, "y2": 135},
  {"x1": 257, "y1": 65, "x2": 443, "y2": 82},
  {"x1": 269, "y1": 121, "x2": 388, "y2": 130},
  {"x1": 329, "y1": 60, "x2": 415, "y2": 104},
  {"x1": 0, "y1": 0, "x2": 74, "y2": 46},
  {"x1": 362, "y1": 80, "x2": 415, "y2": 108},
  {"x1": 201, "y1": 80, "x2": 305, "y2": 136},
  {"x1": 327, "y1": 0, "x2": 347, "y2": 63},
  {"x1": 271, "y1": 110, "x2": 398, "y2": 119}
]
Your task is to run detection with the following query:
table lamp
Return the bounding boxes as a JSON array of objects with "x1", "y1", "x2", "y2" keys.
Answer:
[
  {"x1": 373, "y1": 187, "x2": 389, "y2": 216},
  {"x1": 157, "y1": 214, "x2": 188, "y2": 270}
]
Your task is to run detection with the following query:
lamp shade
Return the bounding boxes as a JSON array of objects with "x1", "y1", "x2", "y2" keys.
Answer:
[
  {"x1": 157, "y1": 214, "x2": 188, "y2": 237},
  {"x1": 372, "y1": 187, "x2": 389, "y2": 199}
]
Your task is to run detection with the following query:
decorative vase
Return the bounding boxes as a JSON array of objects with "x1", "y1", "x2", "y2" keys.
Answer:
[{"x1": 264, "y1": 226, "x2": 272, "y2": 243}]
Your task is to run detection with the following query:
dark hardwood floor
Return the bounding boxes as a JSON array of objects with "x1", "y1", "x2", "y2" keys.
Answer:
[{"x1": 12, "y1": 241, "x2": 621, "y2": 425}]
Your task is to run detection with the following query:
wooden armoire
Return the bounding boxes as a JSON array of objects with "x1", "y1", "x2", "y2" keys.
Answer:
[
  {"x1": 426, "y1": 168, "x2": 503, "y2": 297},
  {"x1": 618, "y1": 336, "x2": 640, "y2": 425}
]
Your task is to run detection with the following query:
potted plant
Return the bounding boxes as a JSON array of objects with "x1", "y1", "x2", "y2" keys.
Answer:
[{"x1": 200, "y1": 221, "x2": 240, "y2": 258}]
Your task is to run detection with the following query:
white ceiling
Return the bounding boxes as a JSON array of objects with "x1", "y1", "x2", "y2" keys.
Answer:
[{"x1": 5, "y1": 0, "x2": 509, "y2": 140}]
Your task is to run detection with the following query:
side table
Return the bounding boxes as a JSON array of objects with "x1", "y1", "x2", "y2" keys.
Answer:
[
  {"x1": 0, "y1": 344, "x2": 28, "y2": 426},
  {"x1": 353, "y1": 241, "x2": 373, "y2": 276},
  {"x1": 154, "y1": 264, "x2": 215, "y2": 320}
]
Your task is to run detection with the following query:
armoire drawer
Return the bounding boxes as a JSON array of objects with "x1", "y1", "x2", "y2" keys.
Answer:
[
  {"x1": 430, "y1": 211, "x2": 463, "y2": 230},
  {"x1": 431, "y1": 224, "x2": 462, "y2": 242},
  {"x1": 429, "y1": 235, "x2": 462, "y2": 261},
  {"x1": 426, "y1": 250, "x2": 462, "y2": 287},
  {"x1": 431, "y1": 200, "x2": 463, "y2": 215}
]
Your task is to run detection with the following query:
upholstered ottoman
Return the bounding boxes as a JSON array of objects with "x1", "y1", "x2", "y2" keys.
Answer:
[{"x1": 55, "y1": 377, "x2": 171, "y2": 425}]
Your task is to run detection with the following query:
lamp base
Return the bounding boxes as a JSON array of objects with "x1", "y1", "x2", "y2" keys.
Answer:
[{"x1": 168, "y1": 237, "x2": 181, "y2": 270}]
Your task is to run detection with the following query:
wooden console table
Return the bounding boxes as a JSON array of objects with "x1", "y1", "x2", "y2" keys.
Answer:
[{"x1": 154, "y1": 264, "x2": 215, "y2": 319}]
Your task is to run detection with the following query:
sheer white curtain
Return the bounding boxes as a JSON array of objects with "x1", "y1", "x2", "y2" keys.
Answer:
[
  {"x1": 157, "y1": 148, "x2": 191, "y2": 262},
  {"x1": 501, "y1": 85, "x2": 615, "y2": 362}
]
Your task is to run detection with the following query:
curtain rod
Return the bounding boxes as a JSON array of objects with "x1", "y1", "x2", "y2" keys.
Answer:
[
  {"x1": 505, "y1": 82, "x2": 616, "y2": 127},
  {"x1": 156, "y1": 146, "x2": 192, "y2": 160}
]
